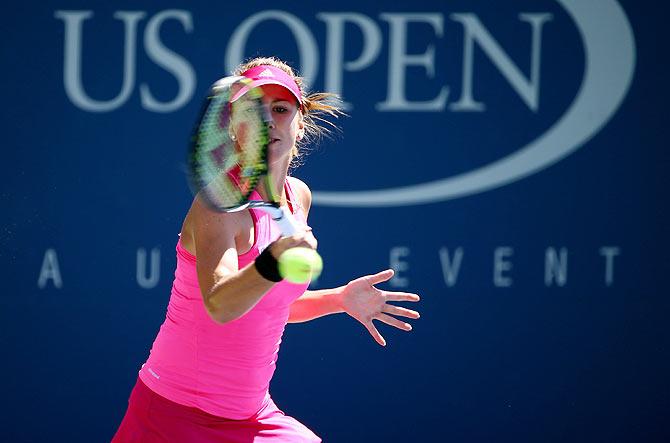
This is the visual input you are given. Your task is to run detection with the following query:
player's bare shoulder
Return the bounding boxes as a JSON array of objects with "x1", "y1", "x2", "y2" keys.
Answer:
[
  {"x1": 287, "y1": 176, "x2": 312, "y2": 215},
  {"x1": 180, "y1": 194, "x2": 247, "y2": 255}
]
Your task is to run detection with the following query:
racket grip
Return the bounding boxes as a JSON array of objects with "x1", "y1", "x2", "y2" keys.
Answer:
[{"x1": 270, "y1": 206, "x2": 301, "y2": 236}]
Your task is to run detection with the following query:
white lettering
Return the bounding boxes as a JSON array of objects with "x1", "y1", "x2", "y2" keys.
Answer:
[
  {"x1": 137, "y1": 248, "x2": 161, "y2": 289},
  {"x1": 140, "y1": 10, "x2": 196, "y2": 112},
  {"x1": 38, "y1": 249, "x2": 63, "y2": 289},
  {"x1": 377, "y1": 13, "x2": 448, "y2": 111},
  {"x1": 545, "y1": 247, "x2": 568, "y2": 287},
  {"x1": 438, "y1": 247, "x2": 463, "y2": 287},
  {"x1": 55, "y1": 10, "x2": 145, "y2": 112},
  {"x1": 226, "y1": 10, "x2": 319, "y2": 86},
  {"x1": 148, "y1": 367, "x2": 160, "y2": 379},
  {"x1": 317, "y1": 13, "x2": 382, "y2": 110},
  {"x1": 389, "y1": 246, "x2": 410, "y2": 288},
  {"x1": 493, "y1": 247, "x2": 514, "y2": 287},
  {"x1": 599, "y1": 246, "x2": 620, "y2": 287},
  {"x1": 449, "y1": 13, "x2": 553, "y2": 112}
]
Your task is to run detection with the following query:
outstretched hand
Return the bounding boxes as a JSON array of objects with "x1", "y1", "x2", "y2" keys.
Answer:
[{"x1": 340, "y1": 269, "x2": 420, "y2": 346}]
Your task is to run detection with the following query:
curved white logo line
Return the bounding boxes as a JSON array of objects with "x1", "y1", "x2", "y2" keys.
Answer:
[{"x1": 313, "y1": 0, "x2": 636, "y2": 207}]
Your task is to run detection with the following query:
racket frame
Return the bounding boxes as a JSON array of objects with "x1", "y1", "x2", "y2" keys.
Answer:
[{"x1": 188, "y1": 76, "x2": 301, "y2": 237}]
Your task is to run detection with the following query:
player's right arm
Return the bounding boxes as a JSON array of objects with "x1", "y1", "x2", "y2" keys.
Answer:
[
  {"x1": 186, "y1": 195, "x2": 272, "y2": 323},
  {"x1": 187, "y1": 196, "x2": 314, "y2": 324}
]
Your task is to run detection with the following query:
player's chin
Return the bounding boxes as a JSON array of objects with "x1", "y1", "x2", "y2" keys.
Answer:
[{"x1": 268, "y1": 142, "x2": 292, "y2": 163}]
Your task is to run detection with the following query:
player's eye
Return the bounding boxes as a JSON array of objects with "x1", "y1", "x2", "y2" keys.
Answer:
[{"x1": 273, "y1": 105, "x2": 288, "y2": 114}]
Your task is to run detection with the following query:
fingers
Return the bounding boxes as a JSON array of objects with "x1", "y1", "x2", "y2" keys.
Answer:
[
  {"x1": 365, "y1": 269, "x2": 394, "y2": 286},
  {"x1": 269, "y1": 229, "x2": 317, "y2": 258},
  {"x1": 384, "y1": 291, "x2": 420, "y2": 302},
  {"x1": 376, "y1": 313, "x2": 413, "y2": 331},
  {"x1": 365, "y1": 322, "x2": 386, "y2": 347},
  {"x1": 382, "y1": 304, "x2": 420, "y2": 320},
  {"x1": 302, "y1": 229, "x2": 317, "y2": 249}
]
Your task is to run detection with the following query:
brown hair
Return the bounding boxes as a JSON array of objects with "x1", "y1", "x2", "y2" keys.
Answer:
[{"x1": 233, "y1": 56, "x2": 344, "y2": 167}]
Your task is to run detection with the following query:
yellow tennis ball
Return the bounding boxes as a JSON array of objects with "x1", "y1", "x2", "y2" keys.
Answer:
[{"x1": 278, "y1": 247, "x2": 323, "y2": 284}]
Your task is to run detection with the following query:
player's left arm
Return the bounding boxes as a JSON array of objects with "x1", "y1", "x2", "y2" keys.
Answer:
[{"x1": 286, "y1": 178, "x2": 421, "y2": 346}]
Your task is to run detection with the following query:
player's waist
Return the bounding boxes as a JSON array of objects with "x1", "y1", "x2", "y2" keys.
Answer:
[{"x1": 138, "y1": 367, "x2": 272, "y2": 419}]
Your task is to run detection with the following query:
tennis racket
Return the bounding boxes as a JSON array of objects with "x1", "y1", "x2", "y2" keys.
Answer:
[{"x1": 187, "y1": 76, "x2": 320, "y2": 276}]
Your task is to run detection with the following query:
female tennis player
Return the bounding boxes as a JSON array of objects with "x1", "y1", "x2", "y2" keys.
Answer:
[{"x1": 112, "y1": 56, "x2": 421, "y2": 443}]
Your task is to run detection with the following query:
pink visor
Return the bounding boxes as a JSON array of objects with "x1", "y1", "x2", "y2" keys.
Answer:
[{"x1": 231, "y1": 65, "x2": 302, "y2": 105}]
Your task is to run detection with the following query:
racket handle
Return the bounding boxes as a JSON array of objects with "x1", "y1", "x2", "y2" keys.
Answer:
[
  {"x1": 274, "y1": 206, "x2": 302, "y2": 236},
  {"x1": 262, "y1": 205, "x2": 301, "y2": 236},
  {"x1": 267, "y1": 206, "x2": 323, "y2": 283}
]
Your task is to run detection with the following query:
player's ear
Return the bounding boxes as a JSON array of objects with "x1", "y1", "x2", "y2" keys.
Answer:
[{"x1": 296, "y1": 114, "x2": 305, "y2": 141}]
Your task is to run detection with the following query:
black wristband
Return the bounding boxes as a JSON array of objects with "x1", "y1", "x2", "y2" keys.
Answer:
[{"x1": 254, "y1": 246, "x2": 283, "y2": 282}]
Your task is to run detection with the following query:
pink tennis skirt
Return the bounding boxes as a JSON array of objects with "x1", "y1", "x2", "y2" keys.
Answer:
[{"x1": 111, "y1": 377, "x2": 321, "y2": 443}]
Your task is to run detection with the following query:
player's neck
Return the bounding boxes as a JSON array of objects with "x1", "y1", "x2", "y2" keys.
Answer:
[{"x1": 259, "y1": 165, "x2": 289, "y2": 205}]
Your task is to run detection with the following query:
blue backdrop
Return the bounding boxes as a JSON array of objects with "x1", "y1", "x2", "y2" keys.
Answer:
[{"x1": 1, "y1": 1, "x2": 668, "y2": 442}]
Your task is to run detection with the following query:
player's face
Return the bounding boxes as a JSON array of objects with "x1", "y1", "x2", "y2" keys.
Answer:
[{"x1": 259, "y1": 84, "x2": 304, "y2": 166}]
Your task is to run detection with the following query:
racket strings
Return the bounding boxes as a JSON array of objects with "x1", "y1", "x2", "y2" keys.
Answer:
[{"x1": 191, "y1": 80, "x2": 269, "y2": 210}]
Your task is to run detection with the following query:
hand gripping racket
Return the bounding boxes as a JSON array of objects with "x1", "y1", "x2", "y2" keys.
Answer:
[{"x1": 187, "y1": 76, "x2": 320, "y2": 278}]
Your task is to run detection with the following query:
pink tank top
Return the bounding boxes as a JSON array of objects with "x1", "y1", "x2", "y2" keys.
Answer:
[{"x1": 139, "y1": 180, "x2": 310, "y2": 419}]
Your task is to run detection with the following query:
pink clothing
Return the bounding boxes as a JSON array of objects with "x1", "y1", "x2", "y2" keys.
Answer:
[
  {"x1": 112, "y1": 376, "x2": 320, "y2": 443},
  {"x1": 138, "y1": 180, "x2": 310, "y2": 420}
]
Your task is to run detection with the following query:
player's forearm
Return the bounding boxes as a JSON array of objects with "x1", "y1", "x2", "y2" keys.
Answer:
[
  {"x1": 204, "y1": 264, "x2": 275, "y2": 324},
  {"x1": 287, "y1": 287, "x2": 345, "y2": 323}
]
